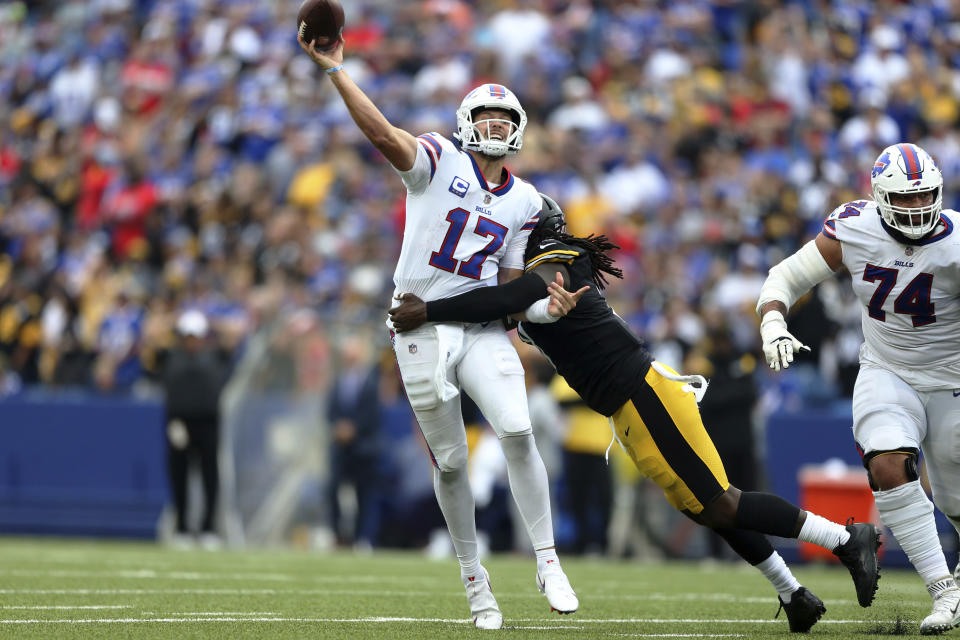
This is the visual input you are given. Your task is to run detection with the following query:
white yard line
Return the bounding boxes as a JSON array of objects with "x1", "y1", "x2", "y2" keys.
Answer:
[
  {"x1": 612, "y1": 635, "x2": 743, "y2": 638},
  {"x1": 0, "y1": 588, "x2": 452, "y2": 597},
  {"x1": 0, "y1": 587, "x2": 923, "y2": 606},
  {"x1": 0, "y1": 569, "x2": 295, "y2": 582},
  {"x1": 504, "y1": 625, "x2": 585, "y2": 630},
  {"x1": 0, "y1": 615, "x2": 909, "y2": 625},
  {"x1": 164, "y1": 612, "x2": 280, "y2": 616},
  {"x1": 0, "y1": 569, "x2": 446, "y2": 584},
  {"x1": 0, "y1": 589, "x2": 274, "y2": 594},
  {"x1": 0, "y1": 606, "x2": 130, "y2": 610}
]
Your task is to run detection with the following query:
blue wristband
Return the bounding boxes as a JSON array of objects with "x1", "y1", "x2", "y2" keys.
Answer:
[{"x1": 325, "y1": 64, "x2": 344, "y2": 74}]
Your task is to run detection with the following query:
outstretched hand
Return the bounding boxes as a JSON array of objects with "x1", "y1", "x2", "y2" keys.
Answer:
[
  {"x1": 297, "y1": 33, "x2": 344, "y2": 70},
  {"x1": 759, "y1": 311, "x2": 811, "y2": 371},
  {"x1": 388, "y1": 293, "x2": 427, "y2": 333},
  {"x1": 546, "y1": 272, "x2": 590, "y2": 318}
]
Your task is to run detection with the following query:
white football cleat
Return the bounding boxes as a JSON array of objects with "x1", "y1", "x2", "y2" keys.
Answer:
[
  {"x1": 463, "y1": 566, "x2": 503, "y2": 630},
  {"x1": 537, "y1": 563, "x2": 579, "y2": 614},
  {"x1": 920, "y1": 582, "x2": 960, "y2": 635}
]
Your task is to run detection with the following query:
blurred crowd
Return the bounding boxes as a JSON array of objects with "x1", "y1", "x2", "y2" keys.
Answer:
[{"x1": 4, "y1": 0, "x2": 960, "y2": 399}]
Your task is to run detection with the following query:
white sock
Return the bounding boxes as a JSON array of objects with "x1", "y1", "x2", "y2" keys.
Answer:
[
  {"x1": 874, "y1": 481, "x2": 952, "y2": 586},
  {"x1": 535, "y1": 547, "x2": 560, "y2": 572},
  {"x1": 756, "y1": 552, "x2": 801, "y2": 602},
  {"x1": 432, "y1": 467, "x2": 480, "y2": 579},
  {"x1": 499, "y1": 433, "x2": 555, "y2": 550},
  {"x1": 797, "y1": 513, "x2": 851, "y2": 550}
]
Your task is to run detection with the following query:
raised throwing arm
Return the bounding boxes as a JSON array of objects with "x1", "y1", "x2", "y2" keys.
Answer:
[{"x1": 298, "y1": 37, "x2": 418, "y2": 171}]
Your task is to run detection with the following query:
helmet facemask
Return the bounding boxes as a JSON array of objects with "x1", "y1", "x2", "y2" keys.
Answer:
[
  {"x1": 454, "y1": 84, "x2": 527, "y2": 157},
  {"x1": 875, "y1": 186, "x2": 941, "y2": 239},
  {"x1": 871, "y1": 143, "x2": 943, "y2": 240}
]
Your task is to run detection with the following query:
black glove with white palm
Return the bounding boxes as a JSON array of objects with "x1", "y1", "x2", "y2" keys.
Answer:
[{"x1": 760, "y1": 310, "x2": 811, "y2": 371}]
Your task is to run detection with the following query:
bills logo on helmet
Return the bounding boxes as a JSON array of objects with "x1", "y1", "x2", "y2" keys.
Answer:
[{"x1": 872, "y1": 151, "x2": 891, "y2": 178}]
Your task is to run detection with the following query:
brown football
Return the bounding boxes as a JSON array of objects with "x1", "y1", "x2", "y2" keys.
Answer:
[{"x1": 297, "y1": 0, "x2": 345, "y2": 51}]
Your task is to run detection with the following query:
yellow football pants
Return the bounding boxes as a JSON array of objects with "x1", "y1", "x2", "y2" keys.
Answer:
[{"x1": 611, "y1": 363, "x2": 730, "y2": 514}]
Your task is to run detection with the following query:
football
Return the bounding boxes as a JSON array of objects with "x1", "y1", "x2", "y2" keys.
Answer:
[{"x1": 297, "y1": 0, "x2": 345, "y2": 51}]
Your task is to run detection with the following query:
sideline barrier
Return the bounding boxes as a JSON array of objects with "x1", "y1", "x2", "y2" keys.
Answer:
[{"x1": 0, "y1": 390, "x2": 167, "y2": 538}]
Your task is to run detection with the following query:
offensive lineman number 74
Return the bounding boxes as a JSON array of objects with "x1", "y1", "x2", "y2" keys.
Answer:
[{"x1": 863, "y1": 264, "x2": 936, "y2": 327}]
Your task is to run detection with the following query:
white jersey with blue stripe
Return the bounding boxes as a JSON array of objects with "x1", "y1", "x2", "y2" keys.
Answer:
[
  {"x1": 391, "y1": 132, "x2": 541, "y2": 301},
  {"x1": 823, "y1": 199, "x2": 960, "y2": 390}
]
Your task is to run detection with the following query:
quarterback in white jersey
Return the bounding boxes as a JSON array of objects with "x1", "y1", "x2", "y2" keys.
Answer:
[
  {"x1": 392, "y1": 128, "x2": 542, "y2": 302},
  {"x1": 299, "y1": 37, "x2": 579, "y2": 628},
  {"x1": 757, "y1": 142, "x2": 960, "y2": 634}
]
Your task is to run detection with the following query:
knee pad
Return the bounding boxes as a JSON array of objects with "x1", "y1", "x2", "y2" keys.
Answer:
[
  {"x1": 432, "y1": 441, "x2": 469, "y2": 473},
  {"x1": 864, "y1": 449, "x2": 919, "y2": 490},
  {"x1": 498, "y1": 431, "x2": 535, "y2": 462},
  {"x1": 904, "y1": 454, "x2": 919, "y2": 482},
  {"x1": 498, "y1": 423, "x2": 533, "y2": 439},
  {"x1": 403, "y1": 373, "x2": 442, "y2": 411}
]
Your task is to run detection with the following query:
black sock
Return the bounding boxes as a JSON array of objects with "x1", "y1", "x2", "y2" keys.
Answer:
[
  {"x1": 713, "y1": 527, "x2": 776, "y2": 565},
  {"x1": 734, "y1": 491, "x2": 803, "y2": 539}
]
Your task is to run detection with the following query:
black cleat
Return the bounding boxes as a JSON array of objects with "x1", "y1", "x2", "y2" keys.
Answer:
[
  {"x1": 776, "y1": 586, "x2": 826, "y2": 633},
  {"x1": 833, "y1": 521, "x2": 882, "y2": 607}
]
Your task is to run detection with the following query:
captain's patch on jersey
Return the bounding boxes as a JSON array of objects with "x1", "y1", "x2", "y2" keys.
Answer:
[{"x1": 449, "y1": 176, "x2": 469, "y2": 197}]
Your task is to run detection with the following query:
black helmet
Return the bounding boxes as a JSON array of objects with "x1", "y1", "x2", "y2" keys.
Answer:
[
  {"x1": 537, "y1": 193, "x2": 566, "y2": 235},
  {"x1": 525, "y1": 193, "x2": 567, "y2": 262}
]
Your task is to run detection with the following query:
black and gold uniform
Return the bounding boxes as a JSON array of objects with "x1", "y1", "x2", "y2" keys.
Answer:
[
  {"x1": 519, "y1": 236, "x2": 728, "y2": 514},
  {"x1": 518, "y1": 237, "x2": 648, "y2": 416}
]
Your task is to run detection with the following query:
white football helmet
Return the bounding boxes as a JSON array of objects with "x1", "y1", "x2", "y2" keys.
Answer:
[
  {"x1": 454, "y1": 84, "x2": 527, "y2": 157},
  {"x1": 871, "y1": 143, "x2": 943, "y2": 239}
]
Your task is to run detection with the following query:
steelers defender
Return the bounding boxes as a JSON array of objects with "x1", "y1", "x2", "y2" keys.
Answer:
[{"x1": 390, "y1": 195, "x2": 882, "y2": 633}]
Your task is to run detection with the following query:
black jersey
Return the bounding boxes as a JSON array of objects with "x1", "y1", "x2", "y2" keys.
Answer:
[{"x1": 518, "y1": 238, "x2": 652, "y2": 416}]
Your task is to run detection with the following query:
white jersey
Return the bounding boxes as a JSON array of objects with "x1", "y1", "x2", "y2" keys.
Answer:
[
  {"x1": 823, "y1": 199, "x2": 960, "y2": 390},
  {"x1": 391, "y1": 132, "x2": 541, "y2": 301}
]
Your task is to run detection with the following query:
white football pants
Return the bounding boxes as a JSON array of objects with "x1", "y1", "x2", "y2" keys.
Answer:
[
  {"x1": 853, "y1": 363, "x2": 960, "y2": 517},
  {"x1": 393, "y1": 322, "x2": 533, "y2": 471}
]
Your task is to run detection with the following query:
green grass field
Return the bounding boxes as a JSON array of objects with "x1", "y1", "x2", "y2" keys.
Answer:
[{"x1": 0, "y1": 537, "x2": 939, "y2": 639}]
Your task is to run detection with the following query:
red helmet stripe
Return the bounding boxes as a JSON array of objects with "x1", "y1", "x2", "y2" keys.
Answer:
[{"x1": 898, "y1": 144, "x2": 923, "y2": 181}]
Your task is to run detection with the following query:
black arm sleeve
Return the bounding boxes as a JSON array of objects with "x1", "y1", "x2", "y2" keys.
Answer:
[{"x1": 425, "y1": 271, "x2": 547, "y2": 323}]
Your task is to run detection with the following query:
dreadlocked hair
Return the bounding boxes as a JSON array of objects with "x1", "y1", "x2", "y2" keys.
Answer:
[{"x1": 541, "y1": 228, "x2": 623, "y2": 290}]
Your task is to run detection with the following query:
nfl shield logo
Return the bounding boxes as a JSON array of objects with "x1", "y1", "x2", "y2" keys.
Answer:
[
  {"x1": 484, "y1": 194, "x2": 492, "y2": 204},
  {"x1": 408, "y1": 344, "x2": 418, "y2": 354},
  {"x1": 905, "y1": 247, "x2": 914, "y2": 256}
]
